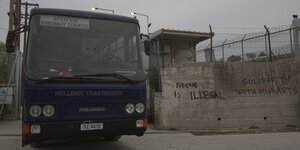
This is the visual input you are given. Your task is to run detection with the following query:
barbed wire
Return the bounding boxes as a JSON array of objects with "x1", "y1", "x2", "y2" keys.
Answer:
[
  {"x1": 200, "y1": 25, "x2": 292, "y2": 48},
  {"x1": 197, "y1": 25, "x2": 297, "y2": 62},
  {"x1": 197, "y1": 25, "x2": 294, "y2": 51}
]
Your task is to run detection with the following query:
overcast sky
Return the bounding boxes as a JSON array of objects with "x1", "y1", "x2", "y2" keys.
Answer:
[{"x1": 1, "y1": 0, "x2": 300, "y2": 43}]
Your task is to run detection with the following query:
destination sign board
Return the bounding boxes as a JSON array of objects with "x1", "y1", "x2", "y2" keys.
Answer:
[{"x1": 40, "y1": 15, "x2": 90, "y2": 30}]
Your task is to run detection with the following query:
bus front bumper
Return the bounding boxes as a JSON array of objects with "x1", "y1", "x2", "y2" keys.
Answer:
[{"x1": 22, "y1": 118, "x2": 146, "y2": 146}]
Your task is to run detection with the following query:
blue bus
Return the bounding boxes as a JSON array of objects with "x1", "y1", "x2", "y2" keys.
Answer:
[{"x1": 17, "y1": 8, "x2": 147, "y2": 147}]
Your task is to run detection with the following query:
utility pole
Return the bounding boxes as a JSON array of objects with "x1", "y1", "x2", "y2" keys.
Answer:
[
  {"x1": 5, "y1": 0, "x2": 22, "y2": 120},
  {"x1": 14, "y1": 0, "x2": 22, "y2": 120},
  {"x1": 8, "y1": 0, "x2": 14, "y2": 32},
  {"x1": 8, "y1": 0, "x2": 22, "y2": 51},
  {"x1": 21, "y1": 2, "x2": 39, "y2": 54},
  {"x1": 15, "y1": 0, "x2": 21, "y2": 51},
  {"x1": 23, "y1": 2, "x2": 28, "y2": 54}
]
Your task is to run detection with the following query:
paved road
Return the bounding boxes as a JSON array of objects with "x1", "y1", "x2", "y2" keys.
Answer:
[{"x1": 1, "y1": 132, "x2": 300, "y2": 150}]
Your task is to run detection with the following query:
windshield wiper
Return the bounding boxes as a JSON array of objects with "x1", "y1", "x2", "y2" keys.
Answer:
[
  {"x1": 73, "y1": 73, "x2": 135, "y2": 83},
  {"x1": 39, "y1": 73, "x2": 135, "y2": 83},
  {"x1": 39, "y1": 76, "x2": 84, "y2": 83}
]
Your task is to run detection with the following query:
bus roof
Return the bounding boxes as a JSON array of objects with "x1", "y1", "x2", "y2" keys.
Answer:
[{"x1": 30, "y1": 8, "x2": 139, "y2": 24}]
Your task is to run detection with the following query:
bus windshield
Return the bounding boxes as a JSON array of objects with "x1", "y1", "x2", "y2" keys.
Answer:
[{"x1": 26, "y1": 14, "x2": 145, "y2": 81}]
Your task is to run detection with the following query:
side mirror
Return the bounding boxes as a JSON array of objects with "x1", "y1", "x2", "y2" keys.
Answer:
[
  {"x1": 144, "y1": 40, "x2": 151, "y2": 56},
  {"x1": 5, "y1": 25, "x2": 28, "y2": 53},
  {"x1": 140, "y1": 34, "x2": 151, "y2": 56},
  {"x1": 140, "y1": 33, "x2": 150, "y2": 39},
  {"x1": 5, "y1": 31, "x2": 15, "y2": 53}
]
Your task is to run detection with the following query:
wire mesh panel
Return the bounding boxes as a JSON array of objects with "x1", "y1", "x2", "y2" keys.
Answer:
[
  {"x1": 0, "y1": 53, "x2": 15, "y2": 84},
  {"x1": 0, "y1": 52, "x2": 22, "y2": 119}
]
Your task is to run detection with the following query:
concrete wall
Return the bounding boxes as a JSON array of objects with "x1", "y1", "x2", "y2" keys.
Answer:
[{"x1": 154, "y1": 62, "x2": 300, "y2": 131}]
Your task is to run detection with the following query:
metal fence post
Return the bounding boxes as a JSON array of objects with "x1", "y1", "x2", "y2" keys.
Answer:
[
  {"x1": 241, "y1": 34, "x2": 246, "y2": 62},
  {"x1": 264, "y1": 34, "x2": 268, "y2": 61},
  {"x1": 209, "y1": 25, "x2": 213, "y2": 62},
  {"x1": 289, "y1": 27, "x2": 294, "y2": 53},
  {"x1": 264, "y1": 25, "x2": 272, "y2": 62},
  {"x1": 14, "y1": 52, "x2": 21, "y2": 119},
  {"x1": 222, "y1": 39, "x2": 227, "y2": 62}
]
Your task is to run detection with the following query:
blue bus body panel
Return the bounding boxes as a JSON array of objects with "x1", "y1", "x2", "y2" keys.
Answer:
[{"x1": 23, "y1": 78, "x2": 146, "y2": 122}]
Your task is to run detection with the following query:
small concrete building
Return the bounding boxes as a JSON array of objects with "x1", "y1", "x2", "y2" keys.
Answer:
[
  {"x1": 149, "y1": 29, "x2": 212, "y2": 68},
  {"x1": 148, "y1": 29, "x2": 212, "y2": 92},
  {"x1": 147, "y1": 29, "x2": 212, "y2": 122}
]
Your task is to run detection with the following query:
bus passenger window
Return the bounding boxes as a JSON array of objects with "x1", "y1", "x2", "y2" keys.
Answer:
[{"x1": 298, "y1": 30, "x2": 300, "y2": 46}]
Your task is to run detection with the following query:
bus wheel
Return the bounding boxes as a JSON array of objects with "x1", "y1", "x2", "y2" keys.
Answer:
[
  {"x1": 30, "y1": 141, "x2": 45, "y2": 148},
  {"x1": 104, "y1": 136, "x2": 121, "y2": 141}
]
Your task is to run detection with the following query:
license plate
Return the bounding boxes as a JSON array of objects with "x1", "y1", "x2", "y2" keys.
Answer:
[{"x1": 80, "y1": 123, "x2": 103, "y2": 131}]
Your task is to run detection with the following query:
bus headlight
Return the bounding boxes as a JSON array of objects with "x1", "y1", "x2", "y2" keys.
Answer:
[
  {"x1": 135, "y1": 103, "x2": 145, "y2": 113},
  {"x1": 125, "y1": 103, "x2": 135, "y2": 114},
  {"x1": 42, "y1": 105, "x2": 55, "y2": 117},
  {"x1": 29, "y1": 105, "x2": 42, "y2": 117}
]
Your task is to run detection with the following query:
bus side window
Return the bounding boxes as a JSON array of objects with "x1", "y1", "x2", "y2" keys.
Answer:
[
  {"x1": 298, "y1": 30, "x2": 300, "y2": 46},
  {"x1": 128, "y1": 36, "x2": 137, "y2": 62}
]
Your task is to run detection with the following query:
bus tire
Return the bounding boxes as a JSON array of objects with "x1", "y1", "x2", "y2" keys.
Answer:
[
  {"x1": 30, "y1": 141, "x2": 45, "y2": 148},
  {"x1": 136, "y1": 133, "x2": 144, "y2": 137},
  {"x1": 104, "y1": 136, "x2": 121, "y2": 141}
]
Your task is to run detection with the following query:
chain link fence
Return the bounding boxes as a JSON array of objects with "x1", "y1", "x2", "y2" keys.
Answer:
[
  {"x1": 0, "y1": 52, "x2": 22, "y2": 119},
  {"x1": 197, "y1": 25, "x2": 298, "y2": 62}
]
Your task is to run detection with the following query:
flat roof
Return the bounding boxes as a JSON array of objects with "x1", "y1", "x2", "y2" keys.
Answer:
[{"x1": 150, "y1": 29, "x2": 213, "y2": 43}]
